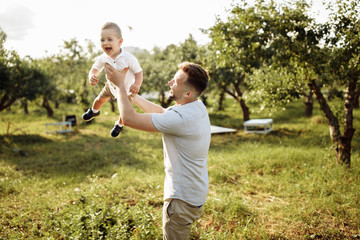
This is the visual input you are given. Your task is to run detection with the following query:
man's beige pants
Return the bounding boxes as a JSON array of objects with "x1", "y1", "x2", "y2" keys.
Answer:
[{"x1": 163, "y1": 199, "x2": 204, "y2": 240}]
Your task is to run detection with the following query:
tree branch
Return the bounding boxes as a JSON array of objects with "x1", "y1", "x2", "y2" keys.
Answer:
[
  {"x1": 0, "y1": 94, "x2": 16, "y2": 112},
  {"x1": 309, "y1": 79, "x2": 341, "y2": 143}
]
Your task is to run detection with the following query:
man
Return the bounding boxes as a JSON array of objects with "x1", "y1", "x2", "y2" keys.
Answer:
[{"x1": 105, "y1": 62, "x2": 211, "y2": 240}]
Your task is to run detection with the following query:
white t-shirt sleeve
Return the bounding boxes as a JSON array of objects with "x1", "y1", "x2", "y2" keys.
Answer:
[
  {"x1": 127, "y1": 54, "x2": 142, "y2": 74},
  {"x1": 151, "y1": 108, "x2": 185, "y2": 135},
  {"x1": 91, "y1": 55, "x2": 106, "y2": 72}
]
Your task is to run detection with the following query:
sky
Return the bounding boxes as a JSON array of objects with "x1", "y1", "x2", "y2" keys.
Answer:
[{"x1": 0, "y1": 0, "x2": 330, "y2": 59}]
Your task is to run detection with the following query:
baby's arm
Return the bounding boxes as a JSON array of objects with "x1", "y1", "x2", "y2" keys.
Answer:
[
  {"x1": 89, "y1": 68, "x2": 100, "y2": 86},
  {"x1": 129, "y1": 71, "x2": 143, "y2": 94}
]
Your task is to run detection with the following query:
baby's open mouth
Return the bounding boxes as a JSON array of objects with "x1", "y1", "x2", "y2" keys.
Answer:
[{"x1": 105, "y1": 47, "x2": 112, "y2": 52}]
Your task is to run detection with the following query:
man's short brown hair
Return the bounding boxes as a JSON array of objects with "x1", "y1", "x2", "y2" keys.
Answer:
[
  {"x1": 178, "y1": 62, "x2": 208, "y2": 96},
  {"x1": 101, "y1": 22, "x2": 122, "y2": 38}
]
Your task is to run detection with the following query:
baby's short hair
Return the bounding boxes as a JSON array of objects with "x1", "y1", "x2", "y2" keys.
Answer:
[{"x1": 101, "y1": 22, "x2": 122, "y2": 38}]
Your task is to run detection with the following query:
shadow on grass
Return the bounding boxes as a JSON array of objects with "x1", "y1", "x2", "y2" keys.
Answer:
[
  {"x1": 0, "y1": 132, "x2": 163, "y2": 182},
  {"x1": 209, "y1": 113, "x2": 243, "y2": 129},
  {"x1": 210, "y1": 127, "x2": 330, "y2": 152},
  {"x1": 271, "y1": 104, "x2": 307, "y2": 123},
  {"x1": 79, "y1": 118, "x2": 116, "y2": 129}
]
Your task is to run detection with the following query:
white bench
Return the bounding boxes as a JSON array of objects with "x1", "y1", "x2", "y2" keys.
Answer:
[
  {"x1": 211, "y1": 125, "x2": 237, "y2": 134},
  {"x1": 243, "y1": 119, "x2": 273, "y2": 134},
  {"x1": 45, "y1": 121, "x2": 72, "y2": 134}
]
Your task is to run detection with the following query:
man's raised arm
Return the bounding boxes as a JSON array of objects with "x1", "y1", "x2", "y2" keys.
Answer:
[
  {"x1": 105, "y1": 64, "x2": 158, "y2": 132},
  {"x1": 132, "y1": 94, "x2": 165, "y2": 114}
]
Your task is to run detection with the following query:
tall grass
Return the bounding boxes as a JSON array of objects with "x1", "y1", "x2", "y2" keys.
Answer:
[{"x1": 0, "y1": 98, "x2": 359, "y2": 239}]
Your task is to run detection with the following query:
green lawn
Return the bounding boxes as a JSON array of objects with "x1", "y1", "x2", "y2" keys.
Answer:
[{"x1": 0, "y1": 99, "x2": 359, "y2": 239}]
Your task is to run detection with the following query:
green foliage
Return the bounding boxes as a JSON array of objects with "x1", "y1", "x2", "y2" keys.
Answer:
[
  {"x1": 0, "y1": 48, "x2": 51, "y2": 111},
  {"x1": 49, "y1": 38, "x2": 101, "y2": 108},
  {"x1": 0, "y1": 27, "x2": 6, "y2": 49},
  {"x1": 205, "y1": 0, "x2": 277, "y2": 106},
  {"x1": 50, "y1": 178, "x2": 161, "y2": 240},
  {"x1": 204, "y1": 0, "x2": 358, "y2": 165},
  {"x1": 139, "y1": 35, "x2": 206, "y2": 107},
  {"x1": 207, "y1": 0, "x2": 323, "y2": 104},
  {"x1": 247, "y1": 66, "x2": 307, "y2": 112},
  {"x1": 204, "y1": 0, "x2": 325, "y2": 120},
  {"x1": 327, "y1": 0, "x2": 360, "y2": 83}
]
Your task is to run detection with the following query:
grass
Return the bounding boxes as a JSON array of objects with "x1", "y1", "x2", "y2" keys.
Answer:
[{"x1": 0, "y1": 98, "x2": 359, "y2": 239}]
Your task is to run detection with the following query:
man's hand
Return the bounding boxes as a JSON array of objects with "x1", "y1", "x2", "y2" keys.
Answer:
[
  {"x1": 89, "y1": 75, "x2": 98, "y2": 86},
  {"x1": 105, "y1": 63, "x2": 128, "y2": 88}
]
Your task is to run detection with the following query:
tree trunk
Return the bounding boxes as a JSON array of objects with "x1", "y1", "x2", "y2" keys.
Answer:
[
  {"x1": 340, "y1": 80, "x2": 356, "y2": 166},
  {"x1": 239, "y1": 98, "x2": 250, "y2": 121},
  {"x1": 200, "y1": 95, "x2": 208, "y2": 107},
  {"x1": 163, "y1": 97, "x2": 173, "y2": 108},
  {"x1": 159, "y1": 91, "x2": 173, "y2": 108},
  {"x1": 234, "y1": 85, "x2": 250, "y2": 121},
  {"x1": 159, "y1": 91, "x2": 166, "y2": 108},
  {"x1": 218, "y1": 91, "x2": 225, "y2": 111},
  {"x1": 224, "y1": 86, "x2": 250, "y2": 121},
  {"x1": 304, "y1": 87, "x2": 313, "y2": 117},
  {"x1": 310, "y1": 79, "x2": 354, "y2": 167},
  {"x1": 110, "y1": 99, "x2": 115, "y2": 112},
  {"x1": 21, "y1": 99, "x2": 29, "y2": 114},
  {"x1": 42, "y1": 96, "x2": 54, "y2": 117},
  {"x1": 79, "y1": 77, "x2": 90, "y2": 108},
  {"x1": 236, "y1": 75, "x2": 250, "y2": 121},
  {"x1": 353, "y1": 87, "x2": 360, "y2": 109}
]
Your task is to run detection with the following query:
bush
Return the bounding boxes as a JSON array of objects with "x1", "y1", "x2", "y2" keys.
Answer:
[{"x1": 311, "y1": 115, "x2": 328, "y2": 124}]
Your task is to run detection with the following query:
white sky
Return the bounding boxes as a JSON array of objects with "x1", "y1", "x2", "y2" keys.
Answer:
[{"x1": 0, "y1": 0, "x2": 330, "y2": 59}]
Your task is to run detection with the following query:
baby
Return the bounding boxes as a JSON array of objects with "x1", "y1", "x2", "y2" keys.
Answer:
[{"x1": 82, "y1": 22, "x2": 143, "y2": 137}]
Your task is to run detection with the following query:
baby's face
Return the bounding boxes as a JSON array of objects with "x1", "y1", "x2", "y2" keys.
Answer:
[{"x1": 100, "y1": 29, "x2": 123, "y2": 58}]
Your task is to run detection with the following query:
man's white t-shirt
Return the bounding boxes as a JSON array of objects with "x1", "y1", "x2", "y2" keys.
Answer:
[
  {"x1": 151, "y1": 100, "x2": 211, "y2": 206},
  {"x1": 91, "y1": 50, "x2": 142, "y2": 97}
]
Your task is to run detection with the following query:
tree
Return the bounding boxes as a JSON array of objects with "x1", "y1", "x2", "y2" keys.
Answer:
[
  {"x1": 0, "y1": 53, "x2": 51, "y2": 112},
  {"x1": 0, "y1": 29, "x2": 50, "y2": 112},
  {"x1": 247, "y1": 0, "x2": 328, "y2": 116},
  {"x1": 207, "y1": 0, "x2": 332, "y2": 119},
  {"x1": 0, "y1": 29, "x2": 11, "y2": 110},
  {"x1": 311, "y1": 0, "x2": 360, "y2": 166},
  {"x1": 139, "y1": 45, "x2": 177, "y2": 107},
  {"x1": 31, "y1": 58, "x2": 58, "y2": 117},
  {"x1": 206, "y1": 0, "x2": 284, "y2": 121},
  {"x1": 140, "y1": 35, "x2": 205, "y2": 107},
  {"x1": 267, "y1": 0, "x2": 329, "y2": 117},
  {"x1": 52, "y1": 38, "x2": 99, "y2": 109},
  {"x1": 247, "y1": 0, "x2": 359, "y2": 166}
]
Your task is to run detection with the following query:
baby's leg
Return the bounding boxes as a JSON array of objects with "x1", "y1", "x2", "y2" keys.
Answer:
[
  {"x1": 83, "y1": 94, "x2": 109, "y2": 121},
  {"x1": 93, "y1": 95, "x2": 110, "y2": 111},
  {"x1": 83, "y1": 83, "x2": 114, "y2": 121},
  {"x1": 111, "y1": 114, "x2": 124, "y2": 137},
  {"x1": 110, "y1": 95, "x2": 133, "y2": 137},
  {"x1": 117, "y1": 116, "x2": 124, "y2": 126},
  {"x1": 93, "y1": 82, "x2": 114, "y2": 111}
]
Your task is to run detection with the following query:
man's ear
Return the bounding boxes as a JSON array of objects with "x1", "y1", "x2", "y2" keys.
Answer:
[{"x1": 184, "y1": 90, "x2": 193, "y2": 99}]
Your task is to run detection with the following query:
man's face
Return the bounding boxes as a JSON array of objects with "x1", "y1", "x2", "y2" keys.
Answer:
[{"x1": 168, "y1": 70, "x2": 188, "y2": 101}]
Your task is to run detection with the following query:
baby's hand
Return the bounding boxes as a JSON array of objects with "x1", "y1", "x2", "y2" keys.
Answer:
[
  {"x1": 129, "y1": 84, "x2": 140, "y2": 94},
  {"x1": 89, "y1": 75, "x2": 99, "y2": 86}
]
